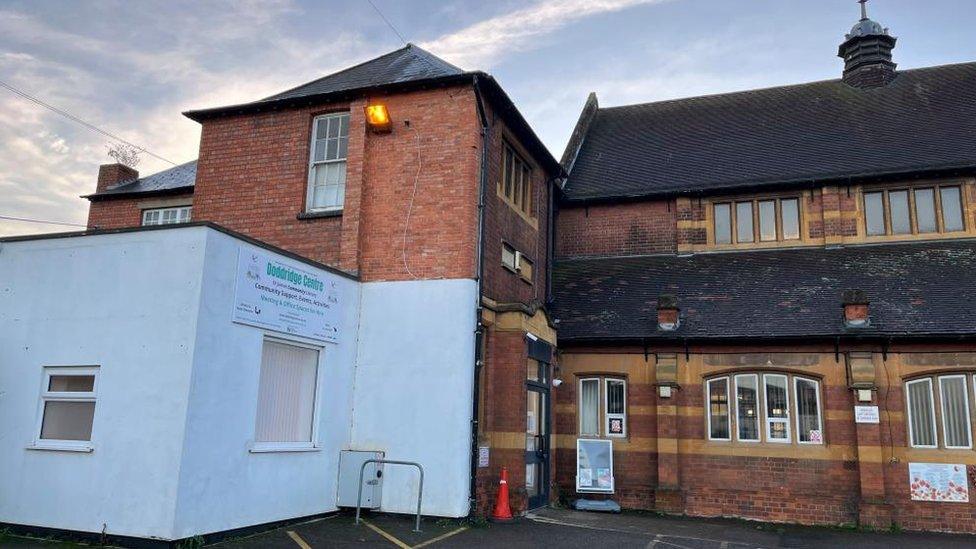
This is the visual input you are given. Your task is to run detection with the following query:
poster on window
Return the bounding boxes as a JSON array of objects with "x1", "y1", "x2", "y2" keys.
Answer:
[
  {"x1": 233, "y1": 248, "x2": 341, "y2": 343},
  {"x1": 608, "y1": 417, "x2": 624, "y2": 435},
  {"x1": 576, "y1": 439, "x2": 614, "y2": 493},
  {"x1": 909, "y1": 463, "x2": 969, "y2": 502}
]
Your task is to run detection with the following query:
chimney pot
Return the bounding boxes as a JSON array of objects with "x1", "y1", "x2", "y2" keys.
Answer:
[
  {"x1": 657, "y1": 294, "x2": 680, "y2": 331},
  {"x1": 843, "y1": 289, "x2": 870, "y2": 328},
  {"x1": 96, "y1": 163, "x2": 139, "y2": 193}
]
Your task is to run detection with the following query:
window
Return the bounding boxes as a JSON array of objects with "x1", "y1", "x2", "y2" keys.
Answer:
[
  {"x1": 36, "y1": 367, "x2": 98, "y2": 450},
  {"x1": 864, "y1": 185, "x2": 966, "y2": 237},
  {"x1": 142, "y1": 206, "x2": 191, "y2": 226},
  {"x1": 707, "y1": 377, "x2": 731, "y2": 440},
  {"x1": 906, "y1": 375, "x2": 974, "y2": 450},
  {"x1": 578, "y1": 376, "x2": 627, "y2": 437},
  {"x1": 501, "y1": 242, "x2": 517, "y2": 271},
  {"x1": 500, "y1": 142, "x2": 533, "y2": 217},
  {"x1": 714, "y1": 203, "x2": 732, "y2": 244},
  {"x1": 307, "y1": 113, "x2": 350, "y2": 212},
  {"x1": 707, "y1": 372, "x2": 822, "y2": 445},
  {"x1": 253, "y1": 339, "x2": 320, "y2": 450},
  {"x1": 714, "y1": 197, "x2": 801, "y2": 244}
]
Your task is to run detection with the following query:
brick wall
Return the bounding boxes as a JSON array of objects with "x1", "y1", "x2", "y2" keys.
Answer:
[
  {"x1": 87, "y1": 192, "x2": 195, "y2": 229},
  {"x1": 555, "y1": 200, "x2": 676, "y2": 259}
]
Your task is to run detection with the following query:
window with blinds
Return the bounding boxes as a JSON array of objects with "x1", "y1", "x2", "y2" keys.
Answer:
[
  {"x1": 577, "y1": 376, "x2": 626, "y2": 437},
  {"x1": 253, "y1": 339, "x2": 320, "y2": 449},
  {"x1": 907, "y1": 374, "x2": 974, "y2": 450}
]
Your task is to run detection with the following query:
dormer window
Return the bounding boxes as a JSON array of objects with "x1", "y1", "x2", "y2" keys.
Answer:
[{"x1": 306, "y1": 113, "x2": 350, "y2": 213}]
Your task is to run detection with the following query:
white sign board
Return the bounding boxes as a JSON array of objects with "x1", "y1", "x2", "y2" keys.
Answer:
[
  {"x1": 478, "y1": 447, "x2": 490, "y2": 468},
  {"x1": 909, "y1": 463, "x2": 969, "y2": 502},
  {"x1": 233, "y1": 248, "x2": 341, "y2": 342},
  {"x1": 854, "y1": 405, "x2": 880, "y2": 424},
  {"x1": 576, "y1": 439, "x2": 614, "y2": 493}
]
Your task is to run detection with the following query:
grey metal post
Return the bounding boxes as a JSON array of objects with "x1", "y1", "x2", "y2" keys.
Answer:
[{"x1": 355, "y1": 459, "x2": 425, "y2": 533}]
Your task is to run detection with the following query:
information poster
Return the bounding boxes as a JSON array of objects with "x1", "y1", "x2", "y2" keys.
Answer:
[
  {"x1": 576, "y1": 439, "x2": 614, "y2": 493},
  {"x1": 855, "y1": 406, "x2": 880, "y2": 424},
  {"x1": 233, "y1": 248, "x2": 341, "y2": 342},
  {"x1": 909, "y1": 463, "x2": 969, "y2": 502}
]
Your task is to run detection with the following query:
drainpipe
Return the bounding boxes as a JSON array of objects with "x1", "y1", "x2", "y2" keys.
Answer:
[{"x1": 468, "y1": 74, "x2": 491, "y2": 514}]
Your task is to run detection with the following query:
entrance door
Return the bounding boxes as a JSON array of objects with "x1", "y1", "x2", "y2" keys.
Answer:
[{"x1": 526, "y1": 359, "x2": 550, "y2": 509}]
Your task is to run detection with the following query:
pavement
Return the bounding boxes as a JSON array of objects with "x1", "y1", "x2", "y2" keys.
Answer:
[{"x1": 6, "y1": 507, "x2": 976, "y2": 548}]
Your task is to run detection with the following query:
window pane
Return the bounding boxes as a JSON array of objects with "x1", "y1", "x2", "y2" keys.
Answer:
[
  {"x1": 579, "y1": 379, "x2": 599, "y2": 435},
  {"x1": 504, "y1": 149, "x2": 513, "y2": 198},
  {"x1": 889, "y1": 190, "x2": 910, "y2": 234},
  {"x1": 527, "y1": 359, "x2": 540, "y2": 382},
  {"x1": 735, "y1": 202, "x2": 754, "y2": 243},
  {"x1": 338, "y1": 114, "x2": 349, "y2": 137},
  {"x1": 939, "y1": 376, "x2": 972, "y2": 448},
  {"x1": 606, "y1": 380, "x2": 625, "y2": 414},
  {"x1": 764, "y1": 374, "x2": 790, "y2": 441},
  {"x1": 735, "y1": 374, "x2": 759, "y2": 441},
  {"x1": 781, "y1": 198, "x2": 800, "y2": 240},
  {"x1": 255, "y1": 341, "x2": 319, "y2": 443},
  {"x1": 314, "y1": 139, "x2": 327, "y2": 162},
  {"x1": 326, "y1": 138, "x2": 338, "y2": 160},
  {"x1": 326, "y1": 117, "x2": 340, "y2": 138},
  {"x1": 941, "y1": 187, "x2": 964, "y2": 232},
  {"x1": 795, "y1": 378, "x2": 822, "y2": 443},
  {"x1": 758, "y1": 200, "x2": 776, "y2": 241},
  {"x1": 708, "y1": 378, "x2": 730, "y2": 440},
  {"x1": 914, "y1": 188, "x2": 937, "y2": 233},
  {"x1": 526, "y1": 390, "x2": 541, "y2": 450},
  {"x1": 865, "y1": 192, "x2": 885, "y2": 235},
  {"x1": 315, "y1": 119, "x2": 328, "y2": 139},
  {"x1": 48, "y1": 375, "x2": 94, "y2": 392},
  {"x1": 40, "y1": 401, "x2": 95, "y2": 441},
  {"x1": 714, "y1": 204, "x2": 731, "y2": 244},
  {"x1": 907, "y1": 379, "x2": 936, "y2": 447}
]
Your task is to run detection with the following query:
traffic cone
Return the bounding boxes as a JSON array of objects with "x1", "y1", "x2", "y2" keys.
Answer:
[{"x1": 490, "y1": 467, "x2": 514, "y2": 523}]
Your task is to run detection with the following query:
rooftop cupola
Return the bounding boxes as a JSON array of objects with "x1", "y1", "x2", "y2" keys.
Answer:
[{"x1": 837, "y1": 0, "x2": 897, "y2": 88}]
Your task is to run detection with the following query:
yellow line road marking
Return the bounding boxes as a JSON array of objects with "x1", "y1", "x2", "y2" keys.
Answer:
[
  {"x1": 412, "y1": 526, "x2": 469, "y2": 548},
  {"x1": 360, "y1": 518, "x2": 412, "y2": 549},
  {"x1": 287, "y1": 530, "x2": 313, "y2": 549}
]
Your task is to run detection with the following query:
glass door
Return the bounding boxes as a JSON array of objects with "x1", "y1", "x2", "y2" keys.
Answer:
[{"x1": 526, "y1": 359, "x2": 550, "y2": 509}]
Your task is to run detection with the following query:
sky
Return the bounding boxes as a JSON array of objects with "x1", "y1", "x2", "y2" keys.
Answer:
[{"x1": 1, "y1": 0, "x2": 974, "y2": 236}]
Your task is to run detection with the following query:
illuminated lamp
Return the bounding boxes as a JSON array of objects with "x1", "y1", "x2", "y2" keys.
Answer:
[{"x1": 364, "y1": 104, "x2": 392, "y2": 133}]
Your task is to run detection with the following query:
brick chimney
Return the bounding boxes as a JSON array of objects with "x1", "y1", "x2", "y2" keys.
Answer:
[
  {"x1": 657, "y1": 294, "x2": 680, "y2": 331},
  {"x1": 843, "y1": 289, "x2": 870, "y2": 328},
  {"x1": 96, "y1": 163, "x2": 139, "y2": 193}
]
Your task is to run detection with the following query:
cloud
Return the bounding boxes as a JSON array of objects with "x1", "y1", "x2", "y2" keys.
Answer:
[{"x1": 420, "y1": 0, "x2": 670, "y2": 68}]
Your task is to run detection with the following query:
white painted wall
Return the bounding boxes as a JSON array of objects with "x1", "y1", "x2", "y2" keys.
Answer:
[
  {"x1": 0, "y1": 228, "x2": 207, "y2": 539},
  {"x1": 171, "y1": 230, "x2": 360, "y2": 538},
  {"x1": 352, "y1": 279, "x2": 477, "y2": 517}
]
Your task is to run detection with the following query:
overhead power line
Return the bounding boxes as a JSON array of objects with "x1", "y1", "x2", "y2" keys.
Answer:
[
  {"x1": 0, "y1": 214, "x2": 87, "y2": 227},
  {"x1": 0, "y1": 79, "x2": 177, "y2": 166},
  {"x1": 365, "y1": 0, "x2": 408, "y2": 46}
]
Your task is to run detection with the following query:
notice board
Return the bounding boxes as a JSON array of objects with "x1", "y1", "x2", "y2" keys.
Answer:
[{"x1": 576, "y1": 439, "x2": 614, "y2": 493}]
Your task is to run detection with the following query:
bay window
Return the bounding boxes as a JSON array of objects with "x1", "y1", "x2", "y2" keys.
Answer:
[
  {"x1": 707, "y1": 373, "x2": 822, "y2": 445},
  {"x1": 906, "y1": 374, "x2": 974, "y2": 450}
]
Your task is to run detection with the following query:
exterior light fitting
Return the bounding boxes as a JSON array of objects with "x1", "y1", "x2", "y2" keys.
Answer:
[{"x1": 364, "y1": 104, "x2": 392, "y2": 133}]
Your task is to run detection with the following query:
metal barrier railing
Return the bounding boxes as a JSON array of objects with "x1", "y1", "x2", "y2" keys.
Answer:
[{"x1": 355, "y1": 459, "x2": 425, "y2": 533}]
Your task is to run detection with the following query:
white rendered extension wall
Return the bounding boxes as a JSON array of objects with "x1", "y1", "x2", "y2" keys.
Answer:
[
  {"x1": 0, "y1": 226, "x2": 360, "y2": 540},
  {"x1": 351, "y1": 278, "x2": 477, "y2": 517}
]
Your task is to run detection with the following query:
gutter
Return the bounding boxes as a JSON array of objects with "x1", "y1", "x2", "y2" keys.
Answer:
[{"x1": 468, "y1": 74, "x2": 491, "y2": 515}]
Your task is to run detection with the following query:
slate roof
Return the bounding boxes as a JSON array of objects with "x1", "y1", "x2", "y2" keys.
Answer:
[
  {"x1": 261, "y1": 44, "x2": 464, "y2": 102},
  {"x1": 564, "y1": 62, "x2": 976, "y2": 202},
  {"x1": 86, "y1": 160, "x2": 196, "y2": 199},
  {"x1": 552, "y1": 240, "x2": 976, "y2": 341}
]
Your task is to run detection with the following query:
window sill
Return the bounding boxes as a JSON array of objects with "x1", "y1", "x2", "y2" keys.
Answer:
[
  {"x1": 297, "y1": 210, "x2": 343, "y2": 220},
  {"x1": 249, "y1": 443, "x2": 321, "y2": 453},
  {"x1": 27, "y1": 442, "x2": 93, "y2": 453}
]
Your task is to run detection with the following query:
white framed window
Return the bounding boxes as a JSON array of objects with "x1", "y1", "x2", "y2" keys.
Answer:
[
  {"x1": 905, "y1": 378, "x2": 938, "y2": 448},
  {"x1": 734, "y1": 374, "x2": 760, "y2": 442},
  {"x1": 706, "y1": 377, "x2": 731, "y2": 441},
  {"x1": 938, "y1": 375, "x2": 972, "y2": 449},
  {"x1": 763, "y1": 374, "x2": 791, "y2": 443},
  {"x1": 794, "y1": 377, "x2": 823, "y2": 444},
  {"x1": 306, "y1": 112, "x2": 350, "y2": 212},
  {"x1": 142, "y1": 206, "x2": 192, "y2": 226},
  {"x1": 34, "y1": 366, "x2": 99, "y2": 451},
  {"x1": 578, "y1": 376, "x2": 626, "y2": 437},
  {"x1": 604, "y1": 378, "x2": 627, "y2": 437},
  {"x1": 252, "y1": 338, "x2": 321, "y2": 452}
]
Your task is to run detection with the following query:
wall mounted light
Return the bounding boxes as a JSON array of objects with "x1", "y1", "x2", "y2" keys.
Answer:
[{"x1": 364, "y1": 104, "x2": 392, "y2": 133}]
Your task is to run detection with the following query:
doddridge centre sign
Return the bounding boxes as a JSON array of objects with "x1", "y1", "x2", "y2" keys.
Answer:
[{"x1": 233, "y1": 248, "x2": 341, "y2": 343}]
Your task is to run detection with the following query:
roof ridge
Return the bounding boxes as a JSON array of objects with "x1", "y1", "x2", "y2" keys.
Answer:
[
  {"x1": 598, "y1": 60, "x2": 976, "y2": 112},
  {"x1": 405, "y1": 42, "x2": 465, "y2": 74}
]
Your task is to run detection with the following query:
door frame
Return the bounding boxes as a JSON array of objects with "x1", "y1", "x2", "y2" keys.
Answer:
[{"x1": 525, "y1": 336, "x2": 553, "y2": 510}]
